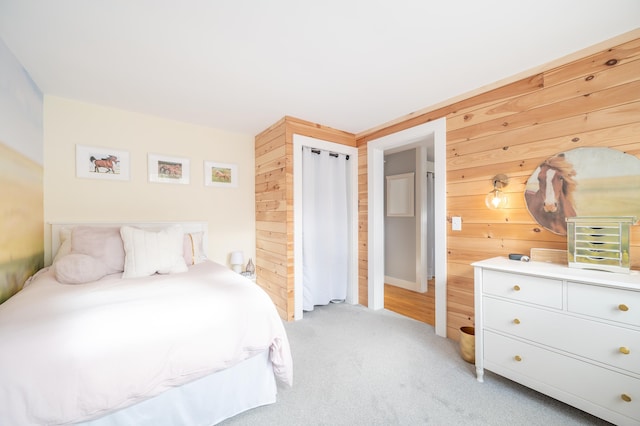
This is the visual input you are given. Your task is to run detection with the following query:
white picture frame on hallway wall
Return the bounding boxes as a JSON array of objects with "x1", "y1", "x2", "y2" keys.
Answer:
[
  {"x1": 386, "y1": 172, "x2": 414, "y2": 217},
  {"x1": 76, "y1": 144, "x2": 130, "y2": 181},
  {"x1": 204, "y1": 161, "x2": 238, "y2": 188},
  {"x1": 148, "y1": 153, "x2": 190, "y2": 185}
]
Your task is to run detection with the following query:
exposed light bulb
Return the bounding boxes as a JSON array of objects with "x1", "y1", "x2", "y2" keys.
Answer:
[
  {"x1": 485, "y1": 189, "x2": 508, "y2": 209},
  {"x1": 485, "y1": 174, "x2": 509, "y2": 209}
]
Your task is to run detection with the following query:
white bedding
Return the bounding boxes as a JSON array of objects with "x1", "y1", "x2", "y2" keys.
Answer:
[{"x1": 0, "y1": 260, "x2": 293, "y2": 425}]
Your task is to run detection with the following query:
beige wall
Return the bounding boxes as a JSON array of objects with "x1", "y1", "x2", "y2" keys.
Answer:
[{"x1": 44, "y1": 96, "x2": 255, "y2": 267}]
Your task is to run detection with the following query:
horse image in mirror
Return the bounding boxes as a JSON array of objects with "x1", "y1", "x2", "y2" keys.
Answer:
[
  {"x1": 90, "y1": 155, "x2": 119, "y2": 173},
  {"x1": 525, "y1": 153, "x2": 577, "y2": 235}
]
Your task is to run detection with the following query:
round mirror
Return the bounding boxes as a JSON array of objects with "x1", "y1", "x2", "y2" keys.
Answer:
[{"x1": 524, "y1": 147, "x2": 640, "y2": 235}]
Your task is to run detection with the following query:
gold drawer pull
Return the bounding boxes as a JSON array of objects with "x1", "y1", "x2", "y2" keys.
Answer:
[
  {"x1": 513, "y1": 318, "x2": 521, "y2": 325},
  {"x1": 621, "y1": 394, "x2": 632, "y2": 402},
  {"x1": 618, "y1": 304, "x2": 629, "y2": 312},
  {"x1": 620, "y1": 347, "x2": 630, "y2": 355},
  {"x1": 513, "y1": 285, "x2": 521, "y2": 291},
  {"x1": 514, "y1": 355, "x2": 522, "y2": 362}
]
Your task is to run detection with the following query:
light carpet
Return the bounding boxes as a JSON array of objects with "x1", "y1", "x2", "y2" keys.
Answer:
[{"x1": 222, "y1": 303, "x2": 611, "y2": 425}]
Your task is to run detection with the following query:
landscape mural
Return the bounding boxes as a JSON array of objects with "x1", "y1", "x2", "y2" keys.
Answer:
[
  {"x1": 0, "y1": 143, "x2": 43, "y2": 303},
  {"x1": 0, "y1": 39, "x2": 43, "y2": 304}
]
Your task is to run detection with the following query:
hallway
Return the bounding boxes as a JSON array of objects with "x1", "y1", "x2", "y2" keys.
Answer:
[{"x1": 384, "y1": 279, "x2": 435, "y2": 326}]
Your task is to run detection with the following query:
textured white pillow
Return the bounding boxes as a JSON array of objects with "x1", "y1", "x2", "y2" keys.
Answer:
[
  {"x1": 120, "y1": 225, "x2": 188, "y2": 278},
  {"x1": 52, "y1": 228, "x2": 72, "y2": 264},
  {"x1": 54, "y1": 253, "x2": 109, "y2": 284}
]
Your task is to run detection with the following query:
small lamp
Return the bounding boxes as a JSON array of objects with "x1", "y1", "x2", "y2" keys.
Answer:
[
  {"x1": 230, "y1": 251, "x2": 244, "y2": 273},
  {"x1": 485, "y1": 174, "x2": 509, "y2": 209},
  {"x1": 245, "y1": 258, "x2": 255, "y2": 275}
]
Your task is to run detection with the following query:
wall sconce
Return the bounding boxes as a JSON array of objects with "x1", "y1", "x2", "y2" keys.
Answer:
[
  {"x1": 230, "y1": 250, "x2": 244, "y2": 273},
  {"x1": 485, "y1": 174, "x2": 509, "y2": 209}
]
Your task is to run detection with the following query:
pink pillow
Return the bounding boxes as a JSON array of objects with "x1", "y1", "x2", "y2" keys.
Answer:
[
  {"x1": 54, "y1": 254, "x2": 108, "y2": 284},
  {"x1": 71, "y1": 226, "x2": 125, "y2": 274}
]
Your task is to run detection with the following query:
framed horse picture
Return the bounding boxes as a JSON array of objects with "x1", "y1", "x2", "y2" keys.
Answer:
[
  {"x1": 525, "y1": 147, "x2": 640, "y2": 235},
  {"x1": 148, "y1": 153, "x2": 190, "y2": 185},
  {"x1": 76, "y1": 145, "x2": 130, "y2": 181},
  {"x1": 204, "y1": 161, "x2": 238, "y2": 188}
]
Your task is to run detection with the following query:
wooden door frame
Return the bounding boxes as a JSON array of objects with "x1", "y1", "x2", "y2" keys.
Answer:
[{"x1": 367, "y1": 117, "x2": 447, "y2": 337}]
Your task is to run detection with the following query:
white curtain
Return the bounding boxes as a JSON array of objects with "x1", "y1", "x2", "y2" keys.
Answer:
[{"x1": 302, "y1": 146, "x2": 349, "y2": 311}]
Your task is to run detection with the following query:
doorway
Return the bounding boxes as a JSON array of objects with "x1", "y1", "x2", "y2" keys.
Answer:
[
  {"x1": 384, "y1": 145, "x2": 435, "y2": 325},
  {"x1": 383, "y1": 146, "x2": 434, "y2": 294},
  {"x1": 300, "y1": 146, "x2": 350, "y2": 311},
  {"x1": 293, "y1": 134, "x2": 359, "y2": 320},
  {"x1": 367, "y1": 118, "x2": 447, "y2": 337}
]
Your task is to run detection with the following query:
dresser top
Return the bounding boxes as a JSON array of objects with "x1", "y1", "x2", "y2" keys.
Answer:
[{"x1": 472, "y1": 256, "x2": 640, "y2": 290}]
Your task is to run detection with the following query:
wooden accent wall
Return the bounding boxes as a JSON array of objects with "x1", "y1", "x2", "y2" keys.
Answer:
[
  {"x1": 357, "y1": 144, "x2": 369, "y2": 306},
  {"x1": 357, "y1": 35, "x2": 640, "y2": 340},
  {"x1": 255, "y1": 116, "x2": 355, "y2": 321}
]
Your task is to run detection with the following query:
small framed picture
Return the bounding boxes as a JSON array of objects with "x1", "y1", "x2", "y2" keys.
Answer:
[
  {"x1": 148, "y1": 153, "x2": 190, "y2": 184},
  {"x1": 204, "y1": 161, "x2": 238, "y2": 187},
  {"x1": 386, "y1": 172, "x2": 414, "y2": 217},
  {"x1": 76, "y1": 145, "x2": 130, "y2": 181}
]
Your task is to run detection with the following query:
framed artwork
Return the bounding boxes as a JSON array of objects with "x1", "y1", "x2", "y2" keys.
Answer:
[
  {"x1": 524, "y1": 147, "x2": 640, "y2": 235},
  {"x1": 76, "y1": 145, "x2": 130, "y2": 181},
  {"x1": 204, "y1": 161, "x2": 238, "y2": 187},
  {"x1": 148, "y1": 153, "x2": 190, "y2": 184},
  {"x1": 386, "y1": 172, "x2": 414, "y2": 217}
]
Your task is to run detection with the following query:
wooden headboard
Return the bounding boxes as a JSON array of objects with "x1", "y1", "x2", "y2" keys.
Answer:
[{"x1": 48, "y1": 221, "x2": 209, "y2": 265}]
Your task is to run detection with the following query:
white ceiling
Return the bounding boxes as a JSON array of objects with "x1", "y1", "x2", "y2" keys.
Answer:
[{"x1": 1, "y1": 1, "x2": 639, "y2": 136}]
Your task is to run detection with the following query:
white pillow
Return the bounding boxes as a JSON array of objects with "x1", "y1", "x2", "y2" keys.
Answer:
[
  {"x1": 120, "y1": 225, "x2": 188, "y2": 278},
  {"x1": 54, "y1": 253, "x2": 108, "y2": 284},
  {"x1": 52, "y1": 228, "x2": 72, "y2": 264}
]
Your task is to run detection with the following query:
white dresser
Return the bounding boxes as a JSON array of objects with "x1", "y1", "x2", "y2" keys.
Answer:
[{"x1": 473, "y1": 257, "x2": 640, "y2": 426}]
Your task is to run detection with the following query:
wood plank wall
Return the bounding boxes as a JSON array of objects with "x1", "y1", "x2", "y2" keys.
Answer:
[
  {"x1": 255, "y1": 118, "x2": 289, "y2": 320},
  {"x1": 356, "y1": 35, "x2": 640, "y2": 341},
  {"x1": 255, "y1": 116, "x2": 355, "y2": 321}
]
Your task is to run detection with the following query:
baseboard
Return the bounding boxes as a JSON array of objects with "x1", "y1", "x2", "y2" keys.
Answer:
[{"x1": 385, "y1": 276, "x2": 425, "y2": 293}]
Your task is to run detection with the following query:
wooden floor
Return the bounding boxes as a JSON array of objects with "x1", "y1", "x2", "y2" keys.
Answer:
[{"x1": 384, "y1": 279, "x2": 435, "y2": 326}]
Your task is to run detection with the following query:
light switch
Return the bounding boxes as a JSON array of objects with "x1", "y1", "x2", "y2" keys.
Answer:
[{"x1": 452, "y1": 216, "x2": 462, "y2": 231}]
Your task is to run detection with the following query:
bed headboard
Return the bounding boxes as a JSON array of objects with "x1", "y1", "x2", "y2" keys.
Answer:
[{"x1": 48, "y1": 221, "x2": 209, "y2": 265}]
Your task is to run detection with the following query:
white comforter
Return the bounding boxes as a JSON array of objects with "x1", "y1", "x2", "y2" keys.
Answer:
[{"x1": 0, "y1": 261, "x2": 293, "y2": 425}]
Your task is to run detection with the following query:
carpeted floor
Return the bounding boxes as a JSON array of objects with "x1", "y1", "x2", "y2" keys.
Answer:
[{"x1": 222, "y1": 303, "x2": 612, "y2": 425}]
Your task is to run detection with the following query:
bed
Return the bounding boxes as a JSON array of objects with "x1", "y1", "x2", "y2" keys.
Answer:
[{"x1": 0, "y1": 222, "x2": 293, "y2": 425}]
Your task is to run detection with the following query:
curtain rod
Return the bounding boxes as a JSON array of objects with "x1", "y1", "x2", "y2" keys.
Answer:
[{"x1": 308, "y1": 148, "x2": 350, "y2": 160}]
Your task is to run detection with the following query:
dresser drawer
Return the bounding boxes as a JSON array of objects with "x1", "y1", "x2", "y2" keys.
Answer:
[
  {"x1": 482, "y1": 270, "x2": 562, "y2": 308},
  {"x1": 483, "y1": 297, "x2": 640, "y2": 375},
  {"x1": 484, "y1": 331, "x2": 640, "y2": 423},
  {"x1": 568, "y1": 282, "x2": 640, "y2": 327}
]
